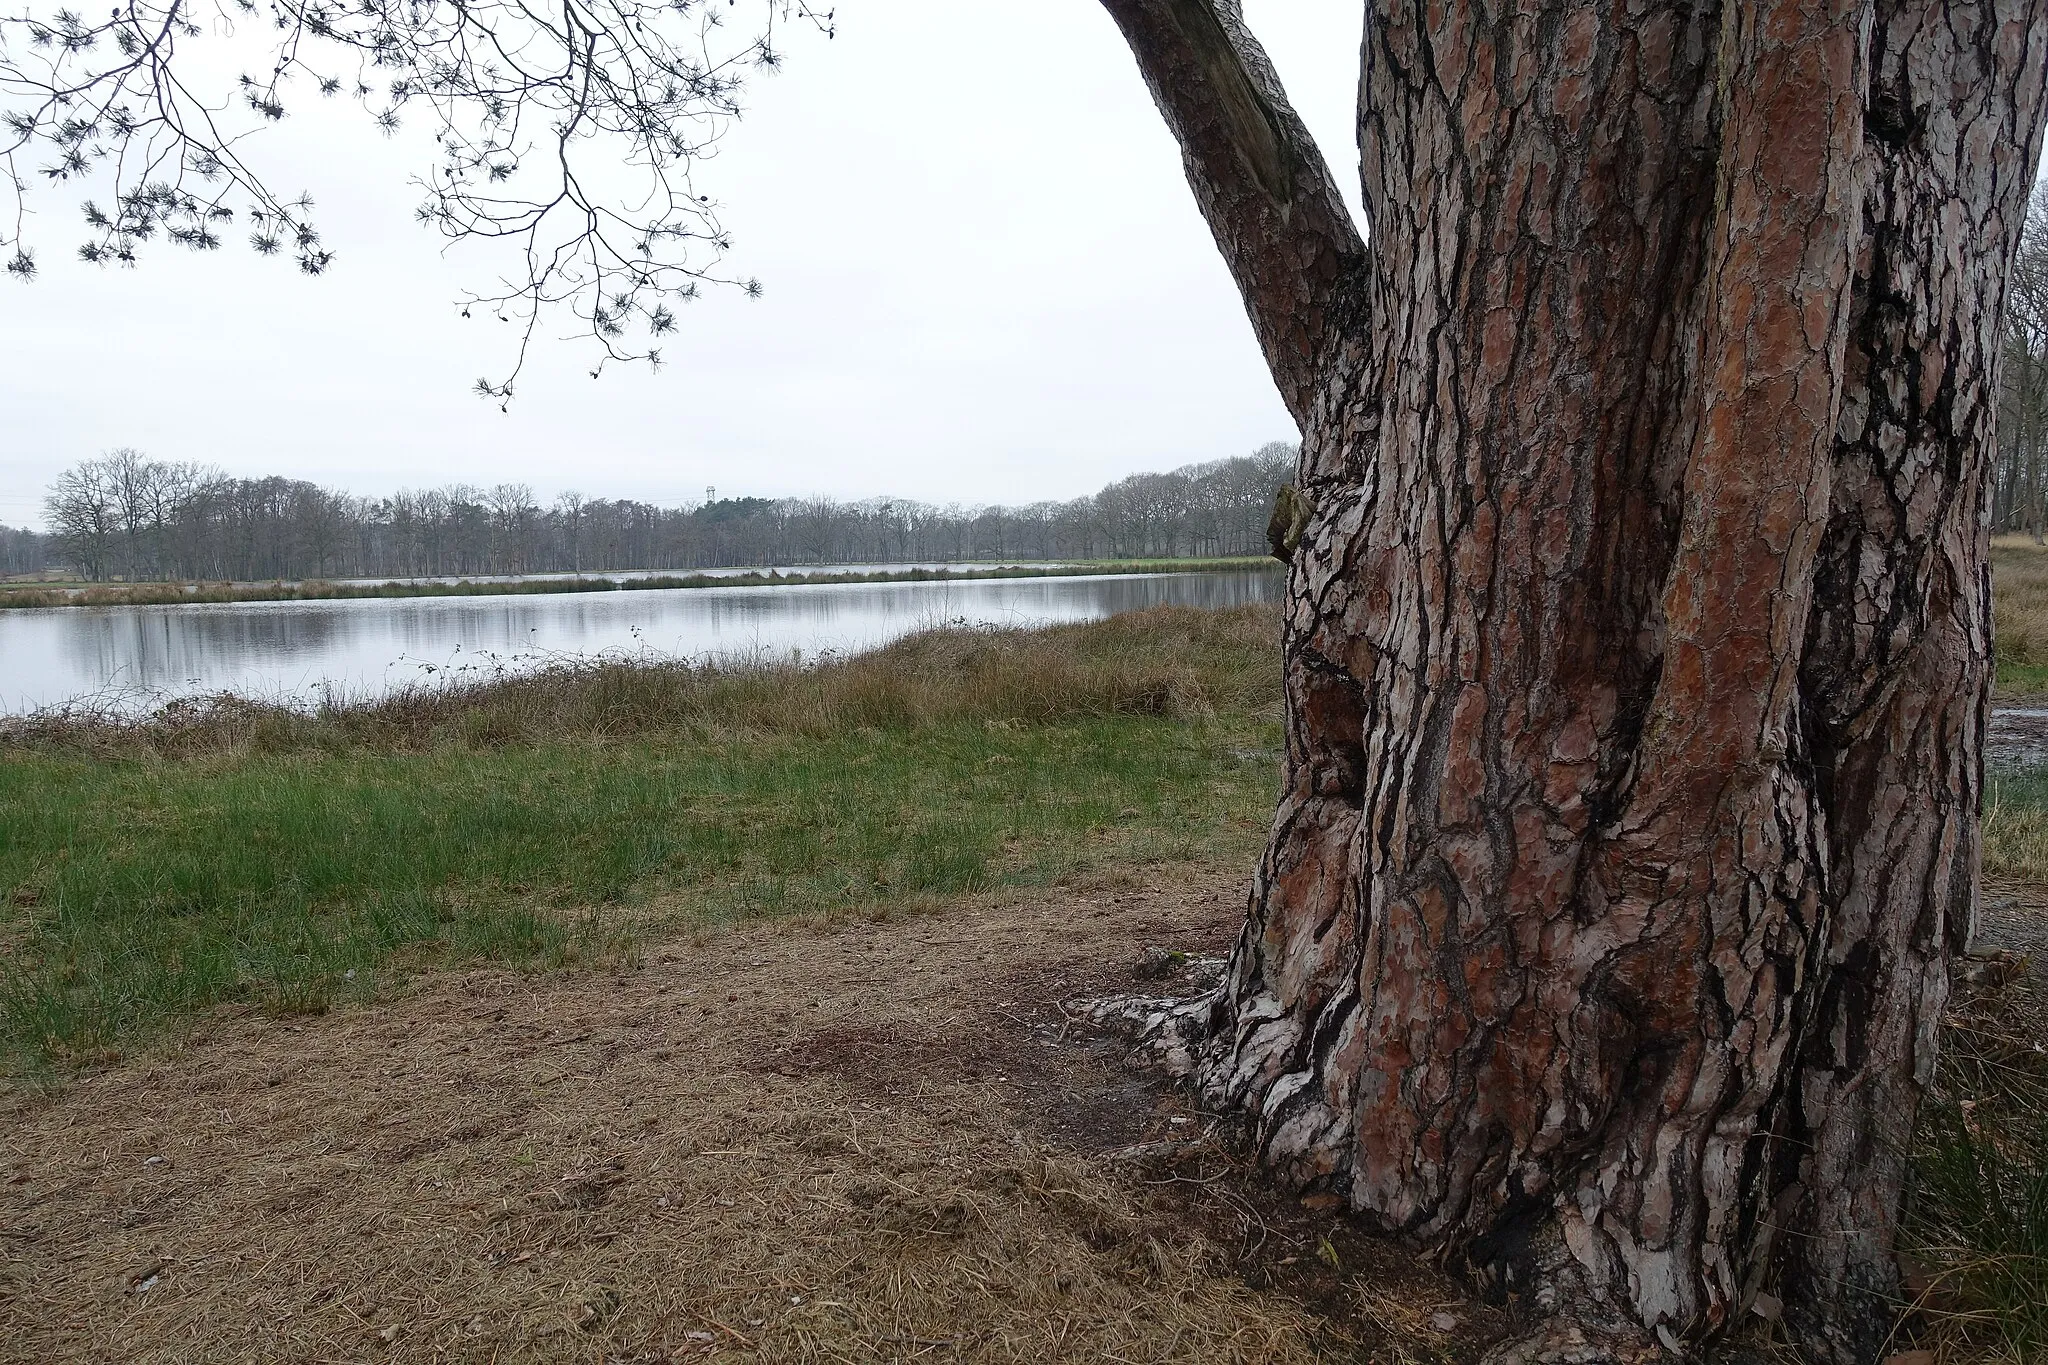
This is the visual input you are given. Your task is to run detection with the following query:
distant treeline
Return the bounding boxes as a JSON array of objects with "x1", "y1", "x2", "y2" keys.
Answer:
[
  {"x1": 19, "y1": 443, "x2": 1294, "y2": 583},
  {"x1": 1997, "y1": 186, "x2": 2048, "y2": 536},
  {"x1": 0, "y1": 524, "x2": 46, "y2": 576}
]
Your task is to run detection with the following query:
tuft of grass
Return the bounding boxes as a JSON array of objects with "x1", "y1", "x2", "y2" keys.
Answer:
[
  {"x1": 1984, "y1": 770, "x2": 2048, "y2": 885},
  {"x1": 1901, "y1": 977, "x2": 2048, "y2": 1363},
  {"x1": 0, "y1": 607, "x2": 1282, "y2": 1077}
]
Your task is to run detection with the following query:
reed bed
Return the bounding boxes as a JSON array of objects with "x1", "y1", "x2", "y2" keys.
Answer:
[
  {"x1": 0, "y1": 558, "x2": 1270, "y2": 611},
  {"x1": 2, "y1": 605, "x2": 1280, "y2": 758}
]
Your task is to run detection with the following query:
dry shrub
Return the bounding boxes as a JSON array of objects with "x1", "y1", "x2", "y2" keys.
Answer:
[{"x1": 0, "y1": 605, "x2": 1281, "y2": 758}]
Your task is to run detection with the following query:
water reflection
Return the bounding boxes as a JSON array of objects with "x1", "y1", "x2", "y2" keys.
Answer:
[{"x1": 0, "y1": 570, "x2": 1283, "y2": 714}]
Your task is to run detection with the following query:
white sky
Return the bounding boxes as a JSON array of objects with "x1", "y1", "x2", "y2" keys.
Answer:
[{"x1": 0, "y1": 2, "x2": 1367, "y2": 528}]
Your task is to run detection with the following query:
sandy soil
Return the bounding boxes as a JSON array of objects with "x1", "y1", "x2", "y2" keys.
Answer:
[{"x1": 0, "y1": 862, "x2": 1504, "y2": 1364}]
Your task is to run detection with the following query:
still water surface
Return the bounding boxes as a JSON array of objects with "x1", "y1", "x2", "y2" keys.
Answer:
[{"x1": 0, "y1": 570, "x2": 1281, "y2": 715}]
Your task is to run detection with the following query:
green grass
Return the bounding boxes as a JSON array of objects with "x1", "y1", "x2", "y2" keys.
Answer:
[
  {"x1": 1999, "y1": 663, "x2": 2048, "y2": 695},
  {"x1": 0, "y1": 606, "x2": 1282, "y2": 1076}
]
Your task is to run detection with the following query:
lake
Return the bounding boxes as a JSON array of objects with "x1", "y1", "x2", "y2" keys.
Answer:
[{"x1": 0, "y1": 569, "x2": 1283, "y2": 715}]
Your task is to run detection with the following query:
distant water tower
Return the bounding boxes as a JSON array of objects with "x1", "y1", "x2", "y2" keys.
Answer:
[{"x1": 705, "y1": 486, "x2": 716, "y2": 506}]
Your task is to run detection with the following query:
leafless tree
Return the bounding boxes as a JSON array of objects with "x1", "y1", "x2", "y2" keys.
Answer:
[
  {"x1": 1998, "y1": 187, "x2": 2048, "y2": 538},
  {"x1": 32, "y1": 446, "x2": 1295, "y2": 580},
  {"x1": 41, "y1": 452, "x2": 121, "y2": 579},
  {"x1": 552, "y1": 489, "x2": 588, "y2": 571}
]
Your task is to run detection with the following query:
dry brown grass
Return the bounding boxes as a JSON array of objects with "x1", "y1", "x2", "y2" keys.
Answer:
[
  {"x1": 1984, "y1": 797, "x2": 2048, "y2": 885},
  {"x1": 1893, "y1": 885, "x2": 2048, "y2": 1365},
  {"x1": 0, "y1": 862, "x2": 1499, "y2": 1364},
  {"x1": 1992, "y1": 537, "x2": 2048, "y2": 694},
  {"x1": 0, "y1": 605, "x2": 1281, "y2": 759}
]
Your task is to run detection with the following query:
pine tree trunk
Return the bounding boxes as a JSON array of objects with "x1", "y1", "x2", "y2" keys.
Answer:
[{"x1": 1102, "y1": 0, "x2": 2048, "y2": 1357}]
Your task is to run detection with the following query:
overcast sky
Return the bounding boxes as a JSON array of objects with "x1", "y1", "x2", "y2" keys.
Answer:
[
  {"x1": 0, "y1": 2, "x2": 1369, "y2": 528},
  {"x1": 5, "y1": 6, "x2": 2045, "y2": 531}
]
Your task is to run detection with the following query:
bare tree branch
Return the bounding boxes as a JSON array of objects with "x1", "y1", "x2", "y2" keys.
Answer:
[
  {"x1": 1096, "y1": 0, "x2": 1367, "y2": 427},
  {"x1": 0, "y1": 0, "x2": 831, "y2": 398}
]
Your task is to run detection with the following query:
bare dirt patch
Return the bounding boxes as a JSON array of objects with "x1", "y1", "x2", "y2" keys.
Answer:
[{"x1": 0, "y1": 861, "x2": 1502, "y2": 1363}]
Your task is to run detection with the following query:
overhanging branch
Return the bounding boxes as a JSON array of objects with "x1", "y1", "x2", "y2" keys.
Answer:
[{"x1": 1099, "y1": 0, "x2": 1367, "y2": 428}]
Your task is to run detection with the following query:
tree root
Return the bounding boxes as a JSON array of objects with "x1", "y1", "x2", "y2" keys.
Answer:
[
  {"x1": 1068, "y1": 988, "x2": 1223, "y2": 1078},
  {"x1": 1075, "y1": 987, "x2": 1680, "y2": 1365},
  {"x1": 1477, "y1": 1318, "x2": 1664, "y2": 1365}
]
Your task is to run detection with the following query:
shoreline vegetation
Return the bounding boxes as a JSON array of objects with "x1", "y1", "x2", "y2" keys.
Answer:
[{"x1": 0, "y1": 557, "x2": 1273, "y2": 611}]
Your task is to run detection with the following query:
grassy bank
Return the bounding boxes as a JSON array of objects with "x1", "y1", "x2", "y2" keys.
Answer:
[
  {"x1": 10, "y1": 588, "x2": 2048, "y2": 1056},
  {"x1": 0, "y1": 558, "x2": 1273, "y2": 610},
  {"x1": 0, "y1": 606, "x2": 1282, "y2": 1075}
]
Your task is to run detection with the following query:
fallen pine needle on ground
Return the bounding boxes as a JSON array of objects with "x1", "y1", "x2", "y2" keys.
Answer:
[{"x1": 0, "y1": 861, "x2": 1506, "y2": 1364}]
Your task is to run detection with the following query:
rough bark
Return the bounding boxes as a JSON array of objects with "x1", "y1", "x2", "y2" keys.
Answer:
[
  {"x1": 1103, "y1": 0, "x2": 2048, "y2": 1358},
  {"x1": 1786, "y1": 2, "x2": 2048, "y2": 1356}
]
